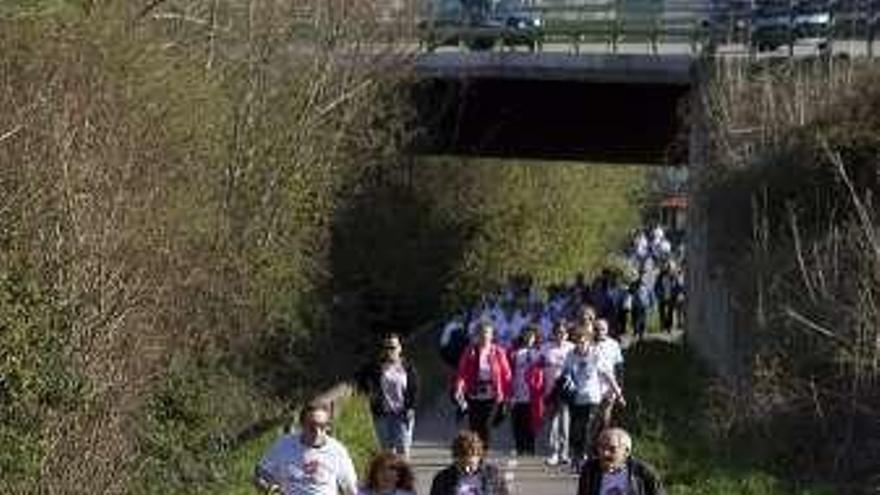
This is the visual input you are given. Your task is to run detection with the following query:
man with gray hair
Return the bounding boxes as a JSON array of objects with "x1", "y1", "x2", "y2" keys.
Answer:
[{"x1": 577, "y1": 427, "x2": 665, "y2": 495}]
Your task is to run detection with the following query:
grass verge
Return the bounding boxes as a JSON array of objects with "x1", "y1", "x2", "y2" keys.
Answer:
[{"x1": 620, "y1": 340, "x2": 835, "y2": 495}]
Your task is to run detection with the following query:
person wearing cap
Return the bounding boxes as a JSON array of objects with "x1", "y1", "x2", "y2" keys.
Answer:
[
  {"x1": 254, "y1": 401, "x2": 358, "y2": 495},
  {"x1": 356, "y1": 334, "x2": 420, "y2": 458},
  {"x1": 576, "y1": 427, "x2": 665, "y2": 495},
  {"x1": 429, "y1": 430, "x2": 510, "y2": 495}
]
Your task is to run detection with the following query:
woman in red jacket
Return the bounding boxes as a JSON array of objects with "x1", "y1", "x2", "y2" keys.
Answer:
[{"x1": 453, "y1": 321, "x2": 512, "y2": 449}]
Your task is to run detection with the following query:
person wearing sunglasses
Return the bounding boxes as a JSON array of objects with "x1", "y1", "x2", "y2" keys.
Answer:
[
  {"x1": 254, "y1": 401, "x2": 358, "y2": 495},
  {"x1": 356, "y1": 333, "x2": 420, "y2": 458}
]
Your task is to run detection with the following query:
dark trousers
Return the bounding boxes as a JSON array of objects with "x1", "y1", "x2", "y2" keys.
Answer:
[
  {"x1": 510, "y1": 402, "x2": 534, "y2": 455},
  {"x1": 569, "y1": 403, "x2": 596, "y2": 461},
  {"x1": 615, "y1": 309, "x2": 628, "y2": 338},
  {"x1": 467, "y1": 398, "x2": 496, "y2": 448},
  {"x1": 658, "y1": 298, "x2": 674, "y2": 332},
  {"x1": 632, "y1": 308, "x2": 647, "y2": 338}
]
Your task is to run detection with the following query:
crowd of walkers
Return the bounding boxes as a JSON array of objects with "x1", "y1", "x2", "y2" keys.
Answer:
[
  {"x1": 444, "y1": 283, "x2": 628, "y2": 471},
  {"x1": 253, "y1": 399, "x2": 662, "y2": 495},
  {"x1": 252, "y1": 224, "x2": 680, "y2": 494}
]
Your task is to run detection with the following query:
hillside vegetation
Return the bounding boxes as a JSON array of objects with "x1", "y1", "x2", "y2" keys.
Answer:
[
  {"x1": 0, "y1": 2, "x2": 646, "y2": 493},
  {"x1": 698, "y1": 58, "x2": 880, "y2": 491}
]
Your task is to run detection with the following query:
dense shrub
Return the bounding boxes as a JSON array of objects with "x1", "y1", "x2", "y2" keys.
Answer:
[{"x1": 0, "y1": 2, "x2": 411, "y2": 491}]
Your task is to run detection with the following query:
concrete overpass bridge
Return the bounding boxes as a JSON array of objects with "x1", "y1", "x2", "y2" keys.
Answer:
[
  {"x1": 403, "y1": 0, "x2": 876, "y2": 164},
  {"x1": 411, "y1": 50, "x2": 696, "y2": 164}
]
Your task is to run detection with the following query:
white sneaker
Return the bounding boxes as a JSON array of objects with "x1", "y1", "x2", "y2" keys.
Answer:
[{"x1": 544, "y1": 454, "x2": 559, "y2": 466}]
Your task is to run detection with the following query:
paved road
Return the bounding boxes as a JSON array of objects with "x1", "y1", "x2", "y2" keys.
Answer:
[
  {"x1": 409, "y1": 330, "x2": 684, "y2": 495},
  {"x1": 410, "y1": 393, "x2": 580, "y2": 495}
]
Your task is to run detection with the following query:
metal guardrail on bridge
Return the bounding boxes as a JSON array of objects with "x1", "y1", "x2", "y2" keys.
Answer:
[
  {"x1": 414, "y1": 0, "x2": 880, "y2": 57},
  {"x1": 420, "y1": 0, "x2": 714, "y2": 54}
]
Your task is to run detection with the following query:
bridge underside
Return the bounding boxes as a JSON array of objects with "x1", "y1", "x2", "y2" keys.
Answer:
[{"x1": 412, "y1": 77, "x2": 692, "y2": 165}]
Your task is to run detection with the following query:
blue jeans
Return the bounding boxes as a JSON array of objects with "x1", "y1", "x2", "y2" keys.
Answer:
[{"x1": 374, "y1": 410, "x2": 415, "y2": 458}]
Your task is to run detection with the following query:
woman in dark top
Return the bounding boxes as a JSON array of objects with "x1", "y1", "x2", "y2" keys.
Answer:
[
  {"x1": 430, "y1": 430, "x2": 509, "y2": 495},
  {"x1": 357, "y1": 334, "x2": 419, "y2": 458}
]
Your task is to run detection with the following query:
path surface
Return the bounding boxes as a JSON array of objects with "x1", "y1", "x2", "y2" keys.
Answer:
[
  {"x1": 410, "y1": 329, "x2": 684, "y2": 494},
  {"x1": 410, "y1": 394, "x2": 579, "y2": 495}
]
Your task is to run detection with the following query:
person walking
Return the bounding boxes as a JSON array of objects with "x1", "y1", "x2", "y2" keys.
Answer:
[
  {"x1": 358, "y1": 451, "x2": 416, "y2": 495},
  {"x1": 628, "y1": 274, "x2": 654, "y2": 340},
  {"x1": 654, "y1": 261, "x2": 677, "y2": 334},
  {"x1": 429, "y1": 430, "x2": 510, "y2": 495},
  {"x1": 560, "y1": 327, "x2": 623, "y2": 471},
  {"x1": 577, "y1": 428, "x2": 666, "y2": 495},
  {"x1": 539, "y1": 321, "x2": 574, "y2": 466},
  {"x1": 508, "y1": 325, "x2": 543, "y2": 456},
  {"x1": 592, "y1": 319, "x2": 625, "y2": 440},
  {"x1": 253, "y1": 401, "x2": 358, "y2": 495},
  {"x1": 453, "y1": 322, "x2": 512, "y2": 450},
  {"x1": 357, "y1": 334, "x2": 420, "y2": 458}
]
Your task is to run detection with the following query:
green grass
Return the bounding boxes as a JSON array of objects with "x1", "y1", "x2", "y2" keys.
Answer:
[
  {"x1": 620, "y1": 341, "x2": 835, "y2": 495},
  {"x1": 331, "y1": 393, "x2": 379, "y2": 477},
  {"x1": 212, "y1": 427, "x2": 281, "y2": 495}
]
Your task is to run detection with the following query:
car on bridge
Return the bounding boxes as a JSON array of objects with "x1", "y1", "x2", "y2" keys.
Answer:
[
  {"x1": 418, "y1": 0, "x2": 543, "y2": 52},
  {"x1": 793, "y1": 2, "x2": 832, "y2": 52},
  {"x1": 750, "y1": 3, "x2": 793, "y2": 51},
  {"x1": 749, "y1": 0, "x2": 832, "y2": 53}
]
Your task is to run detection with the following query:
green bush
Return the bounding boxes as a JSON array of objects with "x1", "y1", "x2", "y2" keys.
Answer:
[{"x1": 0, "y1": 271, "x2": 82, "y2": 488}]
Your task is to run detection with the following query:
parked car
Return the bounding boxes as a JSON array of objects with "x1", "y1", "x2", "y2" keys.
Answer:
[
  {"x1": 793, "y1": 2, "x2": 832, "y2": 52},
  {"x1": 418, "y1": 0, "x2": 543, "y2": 52},
  {"x1": 750, "y1": 4, "x2": 793, "y2": 51},
  {"x1": 750, "y1": 0, "x2": 832, "y2": 52},
  {"x1": 497, "y1": 3, "x2": 543, "y2": 50}
]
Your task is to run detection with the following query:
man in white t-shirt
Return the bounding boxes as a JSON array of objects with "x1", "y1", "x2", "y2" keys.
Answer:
[{"x1": 254, "y1": 401, "x2": 358, "y2": 495}]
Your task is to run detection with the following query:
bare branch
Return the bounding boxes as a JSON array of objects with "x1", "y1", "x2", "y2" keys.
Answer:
[
  {"x1": 137, "y1": 0, "x2": 169, "y2": 20},
  {"x1": 783, "y1": 305, "x2": 850, "y2": 348},
  {"x1": 788, "y1": 202, "x2": 816, "y2": 301},
  {"x1": 0, "y1": 125, "x2": 22, "y2": 145},
  {"x1": 823, "y1": 140, "x2": 880, "y2": 260}
]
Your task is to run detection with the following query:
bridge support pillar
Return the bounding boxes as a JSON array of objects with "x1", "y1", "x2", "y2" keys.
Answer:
[{"x1": 685, "y1": 61, "x2": 739, "y2": 379}]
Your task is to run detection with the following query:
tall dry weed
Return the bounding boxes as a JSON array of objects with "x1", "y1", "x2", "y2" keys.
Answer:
[{"x1": 700, "y1": 58, "x2": 880, "y2": 487}]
